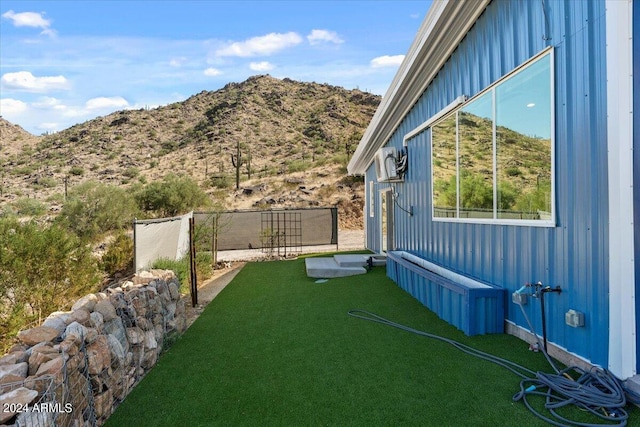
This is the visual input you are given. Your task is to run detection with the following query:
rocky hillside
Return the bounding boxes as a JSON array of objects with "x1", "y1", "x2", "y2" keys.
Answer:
[
  {"x1": 0, "y1": 118, "x2": 39, "y2": 156},
  {"x1": 0, "y1": 75, "x2": 380, "y2": 228}
]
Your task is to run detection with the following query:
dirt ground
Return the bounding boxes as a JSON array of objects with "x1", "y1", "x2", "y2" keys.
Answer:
[{"x1": 184, "y1": 229, "x2": 365, "y2": 327}]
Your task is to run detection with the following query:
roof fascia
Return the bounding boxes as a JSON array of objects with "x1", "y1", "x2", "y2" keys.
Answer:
[{"x1": 347, "y1": 0, "x2": 491, "y2": 175}]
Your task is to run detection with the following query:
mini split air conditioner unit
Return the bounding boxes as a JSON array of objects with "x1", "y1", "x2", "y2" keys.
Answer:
[{"x1": 374, "y1": 147, "x2": 401, "y2": 182}]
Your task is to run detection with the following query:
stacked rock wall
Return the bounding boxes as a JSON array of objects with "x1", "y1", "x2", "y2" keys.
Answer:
[{"x1": 0, "y1": 270, "x2": 186, "y2": 426}]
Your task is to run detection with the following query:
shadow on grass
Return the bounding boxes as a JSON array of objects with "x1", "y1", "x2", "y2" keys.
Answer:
[{"x1": 105, "y1": 257, "x2": 638, "y2": 426}]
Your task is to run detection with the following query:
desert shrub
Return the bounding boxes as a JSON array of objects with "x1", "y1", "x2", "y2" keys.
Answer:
[
  {"x1": 0, "y1": 218, "x2": 101, "y2": 352},
  {"x1": 135, "y1": 173, "x2": 210, "y2": 217},
  {"x1": 69, "y1": 166, "x2": 84, "y2": 176},
  {"x1": 56, "y1": 180, "x2": 139, "y2": 240},
  {"x1": 35, "y1": 177, "x2": 57, "y2": 188},
  {"x1": 11, "y1": 197, "x2": 46, "y2": 216},
  {"x1": 151, "y1": 252, "x2": 213, "y2": 294},
  {"x1": 210, "y1": 174, "x2": 231, "y2": 189},
  {"x1": 286, "y1": 159, "x2": 310, "y2": 173},
  {"x1": 123, "y1": 167, "x2": 140, "y2": 179},
  {"x1": 151, "y1": 258, "x2": 189, "y2": 293},
  {"x1": 101, "y1": 231, "x2": 134, "y2": 276},
  {"x1": 195, "y1": 252, "x2": 213, "y2": 280}
]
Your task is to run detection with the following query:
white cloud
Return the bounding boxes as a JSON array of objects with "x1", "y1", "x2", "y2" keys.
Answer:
[
  {"x1": 249, "y1": 61, "x2": 274, "y2": 72},
  {"x1": 38, "y1": 122, "x2": 60, "y2": 131},
  {"x1": 204, "y1": 67, "x2": 223, "y2": 76},
  {"x1": 1, "y1": 10, "x2": 56, "y2": 36},
  {"x1": 85, "y1": 96, "x2": 129, "y2": 110},
  {"x1": 1, "y1": 71, "x2": 69, "y2": 92},
  {"x1": 169, "y1": 57, "x2": 187, "y2": 67},
  {"x1": 216, "y1": 32, "x2": 302, "y2": 57},
  {"x1": 370, "y1": 55, "x2": 405, "y2": 68},
  {"x1": 307, "y1": 29, "x2": 343, "y2": 45},
  {"x1": 32, "y1": 96, "x2": 65, "y2": 110},
  {"x1": 0, "y1": 98, "x2": 28, "y2": 114}
]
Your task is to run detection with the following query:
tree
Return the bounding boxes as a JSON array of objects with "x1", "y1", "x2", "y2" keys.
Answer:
[
  {"x1": 136, "y1": 173, "x2": 210, "y2": 217},
  {"x1": 0, "y1": 218, "x2": 101, "y2": 351},
  {"x1": 56, "y1": 180, "x2": 139, "y2": 241}
]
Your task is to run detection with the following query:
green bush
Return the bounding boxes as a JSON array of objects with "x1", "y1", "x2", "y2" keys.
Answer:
[
  {"x1": 101, "y1": 231, "x2": 134, "y2": 276},
  {"x1": 195, "y1": 252, "x2": 213, "y2": 280},
  {"x1": 135, "y1": 173, "x2": 210, "y2": 217},
  {"x1": 151, "y1": 258, "x2": 190, "y2": 293},
  {"x1": 11, "y1": 197, "x2": 46, "y2": 216},
  {"x1": 69, "y1": 166, "x2": 84, "y2": 176},
  {"x1": 0, "y1": 218, "x2": 101, "y2": 353},
  {"x1": 286, "y1": 160, "x2": 310, "y2": 173},
  {"x1": 56, "y1": 180, "x2": 139, "y2": 240},
  {"x1": 151, "y1": 252, "x2": 214, "y2": 295}
]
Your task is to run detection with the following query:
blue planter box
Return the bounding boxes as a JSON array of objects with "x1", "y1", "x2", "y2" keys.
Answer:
[{"x1": 386, "y1": 251, "x2": 506, "y2": 336}]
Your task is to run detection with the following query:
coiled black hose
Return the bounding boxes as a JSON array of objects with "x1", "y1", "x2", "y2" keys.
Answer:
[{"x1": 348, "y1": 309, "x2": 637, "y2": 427}]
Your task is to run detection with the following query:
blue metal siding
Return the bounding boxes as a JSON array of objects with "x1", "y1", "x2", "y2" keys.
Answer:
[
  {"x1": 634, "y1": 0, "x2": 640, "y2": 373},
  {"x1": 368, "y1": 0, "x2": 609, "y2": 366}
]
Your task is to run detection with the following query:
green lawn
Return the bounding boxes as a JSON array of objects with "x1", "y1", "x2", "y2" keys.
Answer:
[{"x1": 105, "y1": 256, "x2": 638, "y2": 426}]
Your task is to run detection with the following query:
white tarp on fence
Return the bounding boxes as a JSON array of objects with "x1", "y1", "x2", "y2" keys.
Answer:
[{"x1": 134, "y1": 212, "x2": 192, "y2": 272}]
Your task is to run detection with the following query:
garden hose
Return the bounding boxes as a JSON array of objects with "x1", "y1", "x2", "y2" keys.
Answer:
[{"x1": 348, "y1": 309, "x2": 639, "y2": 427}]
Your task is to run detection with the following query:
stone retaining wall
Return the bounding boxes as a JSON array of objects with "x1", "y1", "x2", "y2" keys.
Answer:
[{"x1": 0, "y1": 269, "x2": 186, "y2": 426}]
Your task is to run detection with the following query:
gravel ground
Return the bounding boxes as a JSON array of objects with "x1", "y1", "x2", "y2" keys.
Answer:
[{"x1": 215, "y1": 229, "x2": 365, "y2": 262}]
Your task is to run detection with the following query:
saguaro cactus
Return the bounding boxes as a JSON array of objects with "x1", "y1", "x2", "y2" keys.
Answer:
[{"x1": 231, "y1": 140, "x2": 245, "y2": 189}]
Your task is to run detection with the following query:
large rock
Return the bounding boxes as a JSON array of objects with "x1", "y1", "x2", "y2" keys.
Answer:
[
  {"x1": 71, "y1": 308, "x2": 91, "y2": 325},
  {"x1": 0, "y1": 351, "x2": 27, "y2": 366},
  {"x1": 0, "y1": 362, "x2": 28, "y2": 380},
  {"x1": 89, "y1": 311, "x2": 104, "y2": 330},
  {"x1": 0, "y1": 373, "x2": 24, "y2": 385},
  {"x1": 72, "y1": 293, "x2": 98, "y2": 312},
  {"x1": 103, "y1": 318, "x2": 128, "y2": 352},
  {"x1": 17, "y1": 326, "x2": 59, "y2": 346},
  {"x1": 42, "y1": 311, "x2": 72, "y2": 335},
  {"x1": 16, "y1": 409, "x2": 56, "y2": 427},
  {"x1": 58, "y1": 335, "x2": 80, "y2": 357},
  {"x1": 28, "y1": 346, "x2": 59, "y2": 376},
  {"x1": 126, "y1": 327, "x2": 144, "y2": 346},
  {"x1": 106, "y1": 334, "x2": 126, "y2": 365},
  {"x1": 93, "y1": 389, "x2": 113, "y2": 419},
  {"x1": 167, "y1": 282, "x2": 180, "y2": 300},
  {"x1": 86, "y1": 336, "x2": 111, "y2": 375},
  {"x1": 0, "y1": 387, "x2": 38, "y2": 424},
  {"x1": 35, "y1": 356, "x2": 64, "y2": 378},
  {"x1": 64, "y1": 321, "x2": 88, "y2": 341},
  {"x1": 94, "y1": 299, "x2": 118, "y2": 321}
]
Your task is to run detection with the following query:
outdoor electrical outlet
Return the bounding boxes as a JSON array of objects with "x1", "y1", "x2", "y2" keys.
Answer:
[
  {"x1": 512, "y1": 292, "x2": 528, "y2": 305},
  {"x1": 565, "y1": 309, "x2": 585, "y2": 327}
]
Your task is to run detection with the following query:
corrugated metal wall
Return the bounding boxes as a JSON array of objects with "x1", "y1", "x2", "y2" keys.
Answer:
[
  {"x1": 633, "y1": 0, "x2": 640, "y2": 373},
  {"x1": 365, "y1": 0, "x2": 609, "y2": 366}
]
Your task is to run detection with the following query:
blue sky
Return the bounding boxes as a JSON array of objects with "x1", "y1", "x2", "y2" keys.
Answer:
[{"x1": 0, "y1": 1, "x2": 431, "y2": 135}]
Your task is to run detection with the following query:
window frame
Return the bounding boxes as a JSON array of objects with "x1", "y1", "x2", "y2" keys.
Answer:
[{"x1": 429, "y1": 47, "x2": 555, "y2": 227}]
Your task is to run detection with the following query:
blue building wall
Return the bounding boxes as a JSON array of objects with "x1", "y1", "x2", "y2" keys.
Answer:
[
  {"x1": 633, "y1": 0, "x2": 640, "y2": 373},
  {"x1": 366, "y1": 0, "x2": 609, "y2": 366}
]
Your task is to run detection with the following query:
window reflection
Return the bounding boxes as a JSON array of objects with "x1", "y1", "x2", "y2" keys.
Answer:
[
  {"x1": 430, "y1": 50, "x2": 553, "y2": 223},
  {"x1": 496, "y1": 55, "x2": 552, "y2": 219},
  {"x1": 432, "y1": 113, "x2": 458, "y2": 218},
  {"x1": 458, "y1": 92, "x2": 493, "y2": 218}
]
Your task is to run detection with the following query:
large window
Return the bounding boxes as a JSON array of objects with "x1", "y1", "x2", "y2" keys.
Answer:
[{"x1": 431, "y1": 49, "x2": 554, "y2": 225}]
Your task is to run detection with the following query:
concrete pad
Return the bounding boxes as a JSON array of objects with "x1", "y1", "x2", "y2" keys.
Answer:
[
  {"x1": 333, "y1": 254, "x2": 370, "y2": 267},
  {"x1": 305, "y1": 257, "x2": 367, "y2": 278},
  {"x1": 334, "y1": 254, "x2": 387, "y2": 268}
]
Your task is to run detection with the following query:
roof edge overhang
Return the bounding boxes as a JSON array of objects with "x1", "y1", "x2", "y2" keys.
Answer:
[{"x1": 347, "y1": 0, "x2": 491, "y2": 176}]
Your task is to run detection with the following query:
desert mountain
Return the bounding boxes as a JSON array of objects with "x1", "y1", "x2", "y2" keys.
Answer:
[{"x1": 0, "y1": 75, "x2": 381, "y2": 228}]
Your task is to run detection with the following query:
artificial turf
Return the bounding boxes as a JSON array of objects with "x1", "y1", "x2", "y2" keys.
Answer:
[{"x1": 105, "y1": 256, "x2": 638, "y2": 426}]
